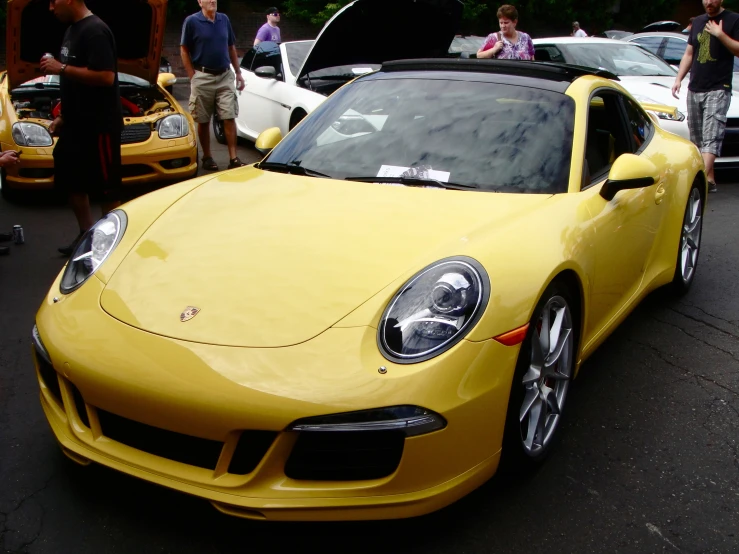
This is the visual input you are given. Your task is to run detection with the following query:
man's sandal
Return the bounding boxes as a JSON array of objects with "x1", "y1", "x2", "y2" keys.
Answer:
[{"x1": 202, "y1": 156, "x2": 219, "y2": 171}]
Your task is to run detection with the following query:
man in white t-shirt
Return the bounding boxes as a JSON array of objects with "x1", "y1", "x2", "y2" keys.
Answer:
[{"x1": 571, "y1": 21, "x2": 588, "y2": 37}]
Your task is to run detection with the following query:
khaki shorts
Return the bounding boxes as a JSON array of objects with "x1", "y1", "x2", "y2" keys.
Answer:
[{"x1": 188, "y1": 69, "x2": 238, "y2": 124}]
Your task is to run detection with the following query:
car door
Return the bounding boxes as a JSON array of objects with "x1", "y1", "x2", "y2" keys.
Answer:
[
  {"x1": 238, "y1": 41, "x2": 293, "y2": 138},
  {"x1": 581, "y1": 90, "x2": 668, "y2": 339}
]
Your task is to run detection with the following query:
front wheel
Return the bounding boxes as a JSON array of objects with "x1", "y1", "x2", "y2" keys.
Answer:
[
  {"x1": 670, "y1": 183, "x2": 703, "y2": 296},
  {"x1": 500, "y1": 282, "x2": 577, "y2": 471},
  {"x1": 212, "y1": 117, "x2": 226, "y2": 145}
]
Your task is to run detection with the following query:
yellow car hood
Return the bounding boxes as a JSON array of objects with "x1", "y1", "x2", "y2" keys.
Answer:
[{"x1": 101, "y1": 168, "x2": 550, "y2": 347}]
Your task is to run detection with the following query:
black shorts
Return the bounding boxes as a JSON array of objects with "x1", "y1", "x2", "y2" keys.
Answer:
[{"x1": 54, "y1": 132, "x2": 122, "y2": 200}]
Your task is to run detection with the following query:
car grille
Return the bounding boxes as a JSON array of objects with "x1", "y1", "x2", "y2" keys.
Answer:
[
  {"x1": 121, "y1": 123, "x2": 151, "y2": 145},
  {"x1": 284, "y1": 430, "x2": 405, "y2": 481},
  {"x1": 62, "y1": 381, "x2": 277, "y2": 473},
  {"x1": 121, "y1": 164, "x2": 155, "y2": 178},
  {"x1": 35, "y1": 352, "x2": 63, "y2": 407},
  {"x1": 19, "y1": 168, "x2": 54, "y2": 178},
  {"x1": 228, "y1": 431, "x2": 279, "y2": 475},
  {"x1": 97, "y1": 408, "x2": 225, "y2": 469}
]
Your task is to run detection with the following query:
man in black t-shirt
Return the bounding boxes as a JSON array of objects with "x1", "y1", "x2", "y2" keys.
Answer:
[
  {"x1": 41, "y1": 0, "x2": 123, "y2": 256},
  {"x1": 672, "y1": 0, "x2": 739, "y2": 193}
]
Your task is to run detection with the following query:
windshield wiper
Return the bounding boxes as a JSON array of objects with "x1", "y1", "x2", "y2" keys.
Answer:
[
  {"x1": 344, "y1": 176, "x2": 478, "y2": 190},
  {"x1": 255, "y1": 161, "x2": 332, "y2": 178}
]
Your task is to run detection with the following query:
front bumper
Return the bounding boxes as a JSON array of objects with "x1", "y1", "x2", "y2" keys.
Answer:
[
  {"x1": 33, "y1": 274, "x2": 518, "y2": 521},
  {"x1": 1, "y1": 137, "x2": 198, "y2": 191}
]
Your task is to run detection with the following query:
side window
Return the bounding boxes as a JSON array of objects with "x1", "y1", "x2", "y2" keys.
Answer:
[
  {"x1": 251, "y1": 41, "x2": 284, "y2": 81},
  {"x1": 534, "y1": 45, "x2": 566, "y2": 63},
  {"x1": 584, "y1": 93, "x2": 631, "y2": 182},
  {"x1": 621, "y1": 96, "x2": 653, "y2": 151},
  {"x1": 240, "y1": 48, "x2": 256, "y2": 71},
  {"x1": 630, "y1": 37, "x2": 664, "y2": 57},
  {"x1": 663, "y1": 38, "x2": 687, "y2": 65}
]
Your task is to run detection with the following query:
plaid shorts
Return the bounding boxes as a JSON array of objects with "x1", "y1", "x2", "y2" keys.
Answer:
[{"x1": 687, "y1": 89, "x2": 732, "y2": 156}]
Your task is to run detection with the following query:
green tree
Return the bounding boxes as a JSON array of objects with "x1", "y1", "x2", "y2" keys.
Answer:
[{"x1": 281, "y1": 0, "x2": 684, "y2": 36}]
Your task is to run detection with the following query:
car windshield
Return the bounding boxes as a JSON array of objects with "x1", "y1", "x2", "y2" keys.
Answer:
[
  {"x1": 561, "y1": 43, "x2": 676, "y2": 76},
  {"x1": 264, "y1": 77, "x2": 575, "y2": 193},
  {"x1": 285, "y1": 41, "x2": 314, "y2": 75},
  {"x1": 449, "y1": 36, "x2": 485, "y2": 53}
]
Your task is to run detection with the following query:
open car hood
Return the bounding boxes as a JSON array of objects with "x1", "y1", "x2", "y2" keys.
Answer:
[
  {"x1": 6, "y1": 0, "x2": 166, "y2": 90},
  {"x1": 296, "y1": 0, "x2": 463, "y2": 82}
]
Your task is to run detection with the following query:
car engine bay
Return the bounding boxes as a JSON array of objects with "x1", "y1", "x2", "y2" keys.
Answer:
[{"x1": 10, "y1": 83, "x2": 177, "y2": 124}]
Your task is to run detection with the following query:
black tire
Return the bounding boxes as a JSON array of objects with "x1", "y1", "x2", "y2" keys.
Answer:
[
  {"x1": 669, "y1": 181, "x2": 704, "y2": 296},
  {"x1": 289, "y1": 109, "x2": 306, "y2": 131},
  {"x1": 212, "y1": 117, "x2": 227, "y2": 145},
  {"x1": 499, "y1": 280, "x2": 578, "y2": 473}
]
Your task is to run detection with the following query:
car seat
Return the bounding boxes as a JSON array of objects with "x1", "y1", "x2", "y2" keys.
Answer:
[{"x1": 585, "y1": 126, "x2": 616, "y2": 176}]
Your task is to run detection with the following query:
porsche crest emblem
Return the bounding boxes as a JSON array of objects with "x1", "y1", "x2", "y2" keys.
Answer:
[{"x1": 180, "y1": 306, "x2": 201, "y2": 322}]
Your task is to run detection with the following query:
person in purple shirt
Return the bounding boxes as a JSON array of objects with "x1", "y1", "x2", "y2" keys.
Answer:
[{"x1": 254, "y1": 7, "x2": 281, "y2": 46}]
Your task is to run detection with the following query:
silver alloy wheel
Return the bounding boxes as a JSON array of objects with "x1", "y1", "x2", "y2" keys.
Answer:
[
  {"x1": 520, "y1": 295, "x2": 574, "y2": 456},
  {"x1": 680, "y1": 187, "x2": 702, "y2": 284}
]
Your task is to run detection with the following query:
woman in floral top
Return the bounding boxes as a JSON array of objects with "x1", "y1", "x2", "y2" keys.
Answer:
[{"x1": 476, "y1": 4, "x2": 535, "y2": 61}]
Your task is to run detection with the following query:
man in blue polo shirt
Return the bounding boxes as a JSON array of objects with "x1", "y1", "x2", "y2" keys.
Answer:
[{"x1": 181, "y1": 0, "x2": 246, "y2": 170}]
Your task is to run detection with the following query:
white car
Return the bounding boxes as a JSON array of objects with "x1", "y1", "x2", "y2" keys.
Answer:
[
  {"x1": 532, "y1": 37, "x2": 739, "y2": 168},
  {"x1": 623, "y1": 31, "x2": 739, "y2": 86},
  {"x1": 214, "y1": 0, "x2": 463, "y2": 144}
]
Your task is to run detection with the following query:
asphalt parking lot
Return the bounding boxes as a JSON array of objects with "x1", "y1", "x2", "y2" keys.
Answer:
[{"x1": 0, "y1": 89, "x2": 738, "y2": 552}]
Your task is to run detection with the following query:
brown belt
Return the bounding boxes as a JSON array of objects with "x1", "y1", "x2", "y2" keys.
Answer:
[{"x1": 196, "y1": 66, "x2": 229, "y2": 76}]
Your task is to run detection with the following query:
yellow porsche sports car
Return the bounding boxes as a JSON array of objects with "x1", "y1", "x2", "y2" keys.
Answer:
[
  {"x1": 32, "y1": 59, "x2": 706, "y2": 522},
  {"x1": 0, "y1": 0, "x2": 197, "y2": 199}
]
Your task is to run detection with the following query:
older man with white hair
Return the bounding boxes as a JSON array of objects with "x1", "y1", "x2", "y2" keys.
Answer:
[{"x1": 571, "y1": 21, "x2": 587, "y2": 37}]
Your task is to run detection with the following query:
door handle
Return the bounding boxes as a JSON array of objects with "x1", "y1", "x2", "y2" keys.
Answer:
[{"x1": 655, "y1": 183, "x2": 666, "y2": 204}]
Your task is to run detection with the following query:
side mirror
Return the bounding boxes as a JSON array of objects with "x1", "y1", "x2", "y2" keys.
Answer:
[
  {"x1": 255, "y1": 66, "x2": 277, "y2": 79},
  {"x1": 600, "y1": 153, "x2": 659, "y2": 201},
  {"x1": 157, "y1": 72, "x2": 177, "y2": 89},
  {"x1": 255, "y1": 127, "x2": 283, "y2": 155}
]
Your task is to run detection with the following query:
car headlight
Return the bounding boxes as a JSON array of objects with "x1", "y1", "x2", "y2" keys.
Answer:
[
  {"x1": 633, "y1": 95, "x2": 686, "y2": 122},
  {"x1": 156, "y1": 114, "x2": 189, "y2": 139},
  {"x1": 12, "y1": 122, "x2": 53, "y2": 146},
  {"x1": 60, "y1": 210, "x2": 127, "y2": 294},
  {"x1": 656, "y1": 109, "x2": 685, "y2": 122},
  {"x1": 378, "y1": 257, "x2": 490, "y2": 364}
]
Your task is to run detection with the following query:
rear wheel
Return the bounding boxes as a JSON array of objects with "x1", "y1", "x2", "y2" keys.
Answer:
[
  {"x1": 501, "y1": 281, "x2": 577, "y2": 471},
  {"x1": 670, "y1": 183, "x2": 703, "y2": 296}
]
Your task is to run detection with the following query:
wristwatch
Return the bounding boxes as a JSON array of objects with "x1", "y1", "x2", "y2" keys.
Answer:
[{"x1": 60, "y1": 63, "x2": 67, "y2": 75}]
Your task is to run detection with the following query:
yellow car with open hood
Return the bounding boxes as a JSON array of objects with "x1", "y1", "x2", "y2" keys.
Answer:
[
  {"x1": 32, "y1": 58, "x2": 707, "y2": 521},
  {"x1": 0, "y1": 0, "x2": 197, "y2": 199}
]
